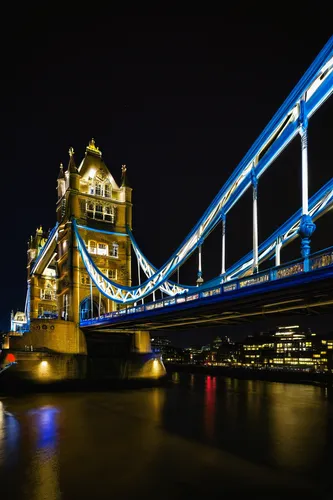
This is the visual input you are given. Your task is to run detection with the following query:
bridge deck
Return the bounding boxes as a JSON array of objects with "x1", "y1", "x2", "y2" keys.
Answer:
[{"x1": 81, "y1": 259, "x2": 333, "y2": 332}]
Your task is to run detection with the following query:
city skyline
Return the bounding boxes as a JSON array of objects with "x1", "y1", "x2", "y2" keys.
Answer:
[{"x1": 4, "y1": 17, "x2": 333, "y2": 341}]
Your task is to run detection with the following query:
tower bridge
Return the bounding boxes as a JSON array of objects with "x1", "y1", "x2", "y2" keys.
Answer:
[{"x1": 1, "y1": 37, "x2": 333, "y2": 384}]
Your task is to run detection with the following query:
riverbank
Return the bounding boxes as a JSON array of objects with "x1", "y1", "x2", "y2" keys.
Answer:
[{"x1": 164, "y1": 363, "x2": 333, "y2": 386}]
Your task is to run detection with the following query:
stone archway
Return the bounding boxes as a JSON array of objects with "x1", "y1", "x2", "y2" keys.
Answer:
[{"x1": 80, "y1": 296, "x2": 106, "y2": 320}]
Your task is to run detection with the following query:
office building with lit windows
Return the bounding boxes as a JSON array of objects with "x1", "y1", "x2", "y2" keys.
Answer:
[{"x1": 241, "y1": 325, "x2": 333, "y2": 372}]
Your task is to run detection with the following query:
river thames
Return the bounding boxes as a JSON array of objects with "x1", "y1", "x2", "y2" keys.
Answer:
[{"x1": 0, "y1": 373, "x2": 332, "y2": 499}]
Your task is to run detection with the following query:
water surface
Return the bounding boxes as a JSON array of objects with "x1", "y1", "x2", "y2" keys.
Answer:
[{"x1": 1, "y1": 373, "x2": 332, "y2": 499}]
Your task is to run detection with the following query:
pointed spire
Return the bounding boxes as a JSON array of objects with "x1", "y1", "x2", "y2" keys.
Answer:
[
  {"x1": 121, "y1": 164, "x2": 130, "y2": 187},
  {"x1": 58, "y1": 163, "x2": 65, "y2": 179},
  {"x1": 68, "y1": 147, "x2": 78, "y2": 174}
]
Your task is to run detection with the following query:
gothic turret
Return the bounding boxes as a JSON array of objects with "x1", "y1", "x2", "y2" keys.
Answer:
[
  {"x1": 121, "y1": 164, "x2": 129, "y2": 188},
  {"x1": 57, "y1": 163, "x2": 66, "y2": 199}
]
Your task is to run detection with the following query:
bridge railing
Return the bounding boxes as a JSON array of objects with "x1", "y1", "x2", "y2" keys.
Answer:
[{"x1": 80, "y1": 246, "x2": 333, "y2": 326}]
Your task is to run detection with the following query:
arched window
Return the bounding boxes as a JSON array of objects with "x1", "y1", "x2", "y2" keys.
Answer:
[
  {"x1": 87, "y1": 203, "x2": 94, "y2": 218},
  {"x1": 88, "y1": 240, "x2": 97, "y2": 254},
  {"x1": 80, "y1": 296, "x2": 106, "y2": 320}
]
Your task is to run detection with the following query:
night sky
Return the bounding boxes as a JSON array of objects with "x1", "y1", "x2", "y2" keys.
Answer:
[{"x1": 4, "y1": 15, "x2": 333, "y2": 346}]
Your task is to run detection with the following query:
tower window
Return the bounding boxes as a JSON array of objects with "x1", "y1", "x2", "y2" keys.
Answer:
[
  {"x1": 95, "y1": 204, "x2": 103, "y2": 220},
  {"x1": 87, "y1": 203, "x2": 94, "y2": 217},
  {"x1": 95, "y1": 184, "x2": 102, "y2": 196},
  {"x1": 108, "y1": 269, "x2": 117, "y2": 280},
  {"x1": 110, "y1": 242, "x2": 119, "y2": 258},
  {"x1": 105, "y1": 206, "x2": 114, "y2": 223},
  {"x1": 97, "y1": 243, "x2": 108, "y2": 256},
  {"x1": 88, "y1": 240, "x2": 97, "y2": 254},
  {"x1": 85, "y1": 201, "x2": 115, "y2": 224},
  {"x1": 104, "y1": 184, "x2": 111, "y2": 198}
]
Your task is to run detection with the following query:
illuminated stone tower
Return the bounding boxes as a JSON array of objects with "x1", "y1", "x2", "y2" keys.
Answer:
[
  {"x1": 55, "y1": 139, "x2": 132, "y2": 324},
  {"x1": 16, "y1": 139, "x2": 132, "y2": 356},
  {"x1": 4, "y1": 139, "x2": 164, "y2": 382}
]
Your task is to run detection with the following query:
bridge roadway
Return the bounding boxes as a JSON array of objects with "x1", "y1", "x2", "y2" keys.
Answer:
[{"x1": 81, "y1": 256, "x2": 333, "y2": 332}]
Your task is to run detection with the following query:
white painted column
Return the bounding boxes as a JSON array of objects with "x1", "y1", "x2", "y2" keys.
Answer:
[
  {"x1": 153, "y1": 291, "x2": 156, "y2": 302},
  {"x1": 301, "y1": 126, "x2": 309, "y2": 215},
  {"x1": 198, "y1": 245, "x2": 202, "y2": 275},
  {"x1": 90, "y1": 278, "x2": 94, "y2": 318},
  {"x1": 196, "y1": 241, "x2": 204, "y2": 286},
  {"x1": 275, "y1": 237, "x2": 282, "y2": 267},
  {"x1": 252, "y1": 170, "x2": 259, "y2": 273},
  {"x1": 98, "y1": 291, "x2": 101, "y2": 317},
  {"x1": 221, "y1": 212, "x2": 226, "y2": 275},
  {"x1": 137, "y1": 258, "x2": 144, "y2": 304}
]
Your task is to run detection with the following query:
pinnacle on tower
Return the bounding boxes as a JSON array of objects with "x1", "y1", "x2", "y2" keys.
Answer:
[
  {"x1": 86, "y1": 138, "x2": 102, "y2": 157},
  {"x1": 58, "y1": 163, "x2": 65, "y2": 179},
  {"x1": 67, "y1": 147, "x2": 78, "y2": 173},
  {"x1": 121, "y1": 164, "x2": 130, "y2": 187}
]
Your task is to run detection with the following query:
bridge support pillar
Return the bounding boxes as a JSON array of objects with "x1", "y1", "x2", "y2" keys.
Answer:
[
  {"x1": 132, "y1": 330, "x2": 152, "y2": 353},
  {"x1": 127, "y1": 330, "x2": 166, "y2": 380}
]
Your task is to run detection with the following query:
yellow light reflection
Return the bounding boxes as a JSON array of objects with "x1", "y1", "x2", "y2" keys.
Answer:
[
  {"x1": 269, "y1": 384, "x2": 326, "y2": 469},
  {"x1": 151, "y1": 387, "x2": 166, "y2": 422},
  {"x1": 0, "y1": 401, "x2": 4, "y2": 466}
]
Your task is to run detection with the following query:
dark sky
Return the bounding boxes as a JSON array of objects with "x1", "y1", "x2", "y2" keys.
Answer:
[{"x1": 3, "y1": 15, "x2": 333, "y2": 346}]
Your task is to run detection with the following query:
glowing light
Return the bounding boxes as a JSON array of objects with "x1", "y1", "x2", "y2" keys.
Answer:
[
  {"x1": 6, "y1": 353, "x2": 15, "y2": 364},
  {"x1": 38, "y1": 360, "x2": 50, "y2": 380}
]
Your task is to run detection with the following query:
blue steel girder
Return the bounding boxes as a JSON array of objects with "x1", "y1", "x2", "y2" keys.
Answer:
[
  {"x1": 75, "y1": 37, "x2": 332, "y2": 304},
  {"x1": 128, "y1": 179, "x2": 333, "y2": 290},
  {"x1": 75, "y1": 175, "x2": 333, "y2": 304},
  {"x1": 201, "y1": 179, "x2": 333, "y2": 289}
]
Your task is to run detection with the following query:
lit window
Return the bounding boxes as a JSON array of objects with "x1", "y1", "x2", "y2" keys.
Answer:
[
  {"x1": 109, "y1": 269, "x2": 117, "y2": 280},
  {"x1": 87, "y1": 203, "x2": 94, "y2": 217},
  {"x1": 97, "y1": 243, "x2": 108, "y2": 256},
  {"x1": 104, "y1": 184, "x2": 111, "y2": 198},
  {"x1": 88, "y1": 240, "x2": 97, "y2": 254},
  {"x1": 105, "y1": 206, "x2": 114, "y2": 223},
  {"x1": 110, "y1": 242, "x2": 118, "y2": 258},
  {"x1": 95, "y1": 204, "x2": 103, "y2": 220}
]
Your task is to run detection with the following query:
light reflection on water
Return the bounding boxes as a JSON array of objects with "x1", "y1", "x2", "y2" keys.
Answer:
[
  {"x1": 204, "y1": 375, "x2": 216, "y2": 439},
  {"x1": 0, "y1": 374, "x2": 332, "y2": 499}
]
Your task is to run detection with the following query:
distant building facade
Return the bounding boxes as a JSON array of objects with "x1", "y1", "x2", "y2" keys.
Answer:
[
  {"x1": 150, "y1": 335, "x2": 184, "y2": 363},
  {"x1": 178, "y1": 327, "x2": 333, "y2": 373},
  {"x1": 240, "y1": 325, "x2": 332, "y2": 372}
]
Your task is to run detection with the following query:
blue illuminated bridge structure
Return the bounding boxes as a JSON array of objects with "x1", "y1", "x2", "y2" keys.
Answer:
[{"x1": 36, "y1": 37, "x2": 333, "y2": 332}]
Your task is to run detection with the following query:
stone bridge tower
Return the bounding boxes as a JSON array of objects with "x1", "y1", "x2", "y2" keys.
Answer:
[
  {"x1": 55, "y1": 139, "x2": 132, "y2": 325},
  {"x1": 10, "y1": 140, "x2": 133, "y2": 357},
  {"x1": 4, "y1": 140, "x2": 164, "y2": 382}
]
